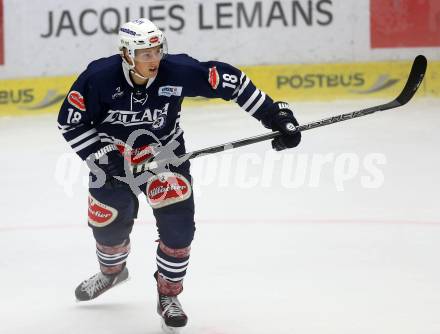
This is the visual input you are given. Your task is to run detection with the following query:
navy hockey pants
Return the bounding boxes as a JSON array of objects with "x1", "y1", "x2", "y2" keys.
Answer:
[{"x1": 87, "y1": 159, "x2": 195, "y2": 250}]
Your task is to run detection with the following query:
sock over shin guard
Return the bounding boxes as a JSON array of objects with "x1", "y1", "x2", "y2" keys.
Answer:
[
  {"x1": 156, "y1": 240, "x2": 191, "y2": 296},
  {"x1": 96, "y1": 239, "x2": 131, "y2": 275}
]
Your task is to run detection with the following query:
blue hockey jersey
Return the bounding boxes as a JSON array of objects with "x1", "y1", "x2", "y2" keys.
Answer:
[{"x1": 57, "y1": 54, "x2": 275, "y2": 163}]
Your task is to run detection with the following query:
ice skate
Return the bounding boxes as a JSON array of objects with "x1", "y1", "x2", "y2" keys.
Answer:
[
  {"x1": 75, "y1": 267, "x2": 129, "y2": 301},
  {"x1": 157, "y1": 293, "x2": 188, "y2": 333}
]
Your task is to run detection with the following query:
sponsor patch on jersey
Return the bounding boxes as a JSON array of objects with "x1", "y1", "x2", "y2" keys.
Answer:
[
  {"x1": 116, "y1": 144, "x2": 156, "y2": 164},
  {"x1": 146, "y1": 172, "x2": 192, "y2": 209},
  {"x1": 67, "y1": 90, "x2": 86, "y2": 111},
  {"x1": 208, "y1": 66, "x2": 220, "y2": 89},
  {"x1": 158, "y1": 86, "x2": 183, "y2": 97},
  {"x1": 88, "y1": 195, "x2": 118, "y2": 227}
]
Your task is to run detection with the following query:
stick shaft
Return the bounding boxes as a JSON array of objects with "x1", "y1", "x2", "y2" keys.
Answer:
[{"x1": 132, "y1": 55, "x2": 427, "y2": 173}]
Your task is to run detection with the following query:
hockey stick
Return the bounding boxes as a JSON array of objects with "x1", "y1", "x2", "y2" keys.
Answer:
[{"x1": 132, "y1": 55, "x2": 427, "y2": 173}]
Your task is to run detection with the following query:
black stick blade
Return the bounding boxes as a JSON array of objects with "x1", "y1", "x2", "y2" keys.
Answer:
[{"x1": 396, "y1": 55, "x2": 427, "y2": 105}]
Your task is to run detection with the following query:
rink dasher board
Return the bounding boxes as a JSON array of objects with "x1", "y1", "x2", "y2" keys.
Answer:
[{"x1": 0, "y1": 59, "x2": 438, "y2": 117}]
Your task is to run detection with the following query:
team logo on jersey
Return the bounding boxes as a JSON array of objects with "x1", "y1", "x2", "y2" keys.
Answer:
[
  {"x1": 146, "y1": 172, "x2": 192, "y2": 209},
  {"x1": 67, "y1": 90, "x2": 86, "y2": 111},
  {"x1": 88, "y1": 195, "x2": 118, "y2": 227},
  {"x1": 209, "y1": 66, "x2": 220, "y2": 89},
  {"x1": 158, "y1": 86, "x2": 183, "y2": 97},
  {"x1": 132, "y1": 94, "x2": 148, "y2": 105},
  {"x1": 102, "y1": 103, "x2": 169, "y2": 129}
]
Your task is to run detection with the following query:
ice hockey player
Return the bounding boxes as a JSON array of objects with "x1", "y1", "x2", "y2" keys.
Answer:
[{"x1": 57, "y1": 18, "x2": 301, "y2": 333}]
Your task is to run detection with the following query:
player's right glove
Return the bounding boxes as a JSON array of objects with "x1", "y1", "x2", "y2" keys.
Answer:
[
  {"x1": 262, "y1": 102, "x2": 302, "y2": 151},
  {"x1": 86, "y1": 144, "x2": 126, "y2": 185}
]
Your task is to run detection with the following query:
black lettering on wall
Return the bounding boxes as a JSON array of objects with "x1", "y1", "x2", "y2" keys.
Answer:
[
  {"x1": 169, "y1": 5, "x2": 185, "y2": 31},
  {"x1": 79, "y1": 9, "x2": 98, "y2": 36},
  {"x1": 149, "y1": 6, "x2": 166, "y2": 30},
  {"x1": 100, "y1": 8, "x2": 120, "y2": 34},
  {"x1": 237, "y1": 1, "x2": 262, "y2": 28},
  {"x1": 56, "y1": 11, "x2": 77, "y2": 37},
  {"x1": 41, "y1": 11, "x2": 53, "y2": 38},
  {"x1": 317, "y1": 0, "x2": 333, "y2": 26},
  {"x1": 292, "y1": 1, "x2": 313, "y2": 26},
  {"x1": 266, "y1": 1, "x2": 288, "y2": 27},
  {"x1": 217, "y1": 3, "x2": 233, "y2": 29},
  {"x1": 199, "y1": 4, "x2": 214, "y2": 29}
]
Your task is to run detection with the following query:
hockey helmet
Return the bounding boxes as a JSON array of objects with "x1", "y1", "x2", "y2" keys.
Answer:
[{"x1": 118, "y1": 18, "x2": 167, "y2": 65}]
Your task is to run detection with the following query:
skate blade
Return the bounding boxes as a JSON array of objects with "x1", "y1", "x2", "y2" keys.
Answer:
[
  {"x1": 160, "y1": 319, "x2": 183, "y2": 334},
  {"x1": 75, "y1": 276, "x2": 131, "y2": 303}
]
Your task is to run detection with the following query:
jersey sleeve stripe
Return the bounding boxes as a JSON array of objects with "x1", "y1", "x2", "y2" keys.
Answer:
[
  {"x1": 68, "y1": 128, "x2": 98, "y2": 146},
  {"x1": 233, "y1": 77, "x2": 250, "y2": 102},
  {"x1": 73, "y1": 136, "x2": 100, "y2": 153},
  {"x1": 247, "y1": 92, "x2": 266, "y2": 116},
  {"x1": 58, "y1": 122, "x2": 83, "y2": 134},
  {"x1": 57, "y1": 123, "x2": 74, "y2": 130},
  {"x1": 238, "y1": 76, "x2": 250, "y2": 96},
  {"x1": 59, "y1": 127, "x2": 78, "y2": 134},
  {"x1": 241, "y1": 89, "x2": 261, "y2": 111}
]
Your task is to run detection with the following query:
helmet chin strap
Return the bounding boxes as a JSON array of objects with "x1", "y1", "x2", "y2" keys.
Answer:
[
  {"x1": 130, "y1": 68, "x2": 150, "y2": 81},
  {"x1": 124, "y1": 54, "x2": 151, "y2": 82}
]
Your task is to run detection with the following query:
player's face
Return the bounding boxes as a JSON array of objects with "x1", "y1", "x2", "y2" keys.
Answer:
[{"x1": 133, "y1": 46, "x2": 163, "y2": 78}]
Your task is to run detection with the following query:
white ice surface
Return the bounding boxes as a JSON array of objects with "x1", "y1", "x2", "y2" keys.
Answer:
[{"x1": 0, "y1": 99, "x2": 439, "y2": 334}]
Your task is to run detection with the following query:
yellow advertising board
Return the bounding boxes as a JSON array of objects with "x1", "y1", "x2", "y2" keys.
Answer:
[
  {"x1": 0, "y1": 75, "x2": 76, "y2": 116},
  {"x1": 426, "y1": 61, "x2": 440, "y2": 96},
  {"x1": 241, "y1": 60, "x2": 433, "y2": 101},
  {"x1": 185, "y1": 59, "x2": 439, "y2": 105},
  {"x1": 0, "y1": 60, "x2": 438, "y2": 117}
]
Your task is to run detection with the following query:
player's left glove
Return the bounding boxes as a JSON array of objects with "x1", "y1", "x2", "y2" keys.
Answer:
[
  {"x1": 262, "y1": 102, "x2": 302, "y2": 151},
  {"x1": 86, "y1": 144, "x2": 127, "y2": 187}
]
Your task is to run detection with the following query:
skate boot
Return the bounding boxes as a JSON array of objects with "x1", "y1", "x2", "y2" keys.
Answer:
[
  {"x1": 157, "y1": 292, "x2": 188, "y2": 333},
  {"x1": 75, "y1": 267, "x2": 129, "y2": 301}
]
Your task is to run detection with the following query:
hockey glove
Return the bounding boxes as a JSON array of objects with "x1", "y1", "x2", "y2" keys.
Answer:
[
  {"x1": 262, "y1": 102, "x2": 301, "y2": 151},
  {"x1": 87, "y1": 144, "x2": 126, "y2": 184}
]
